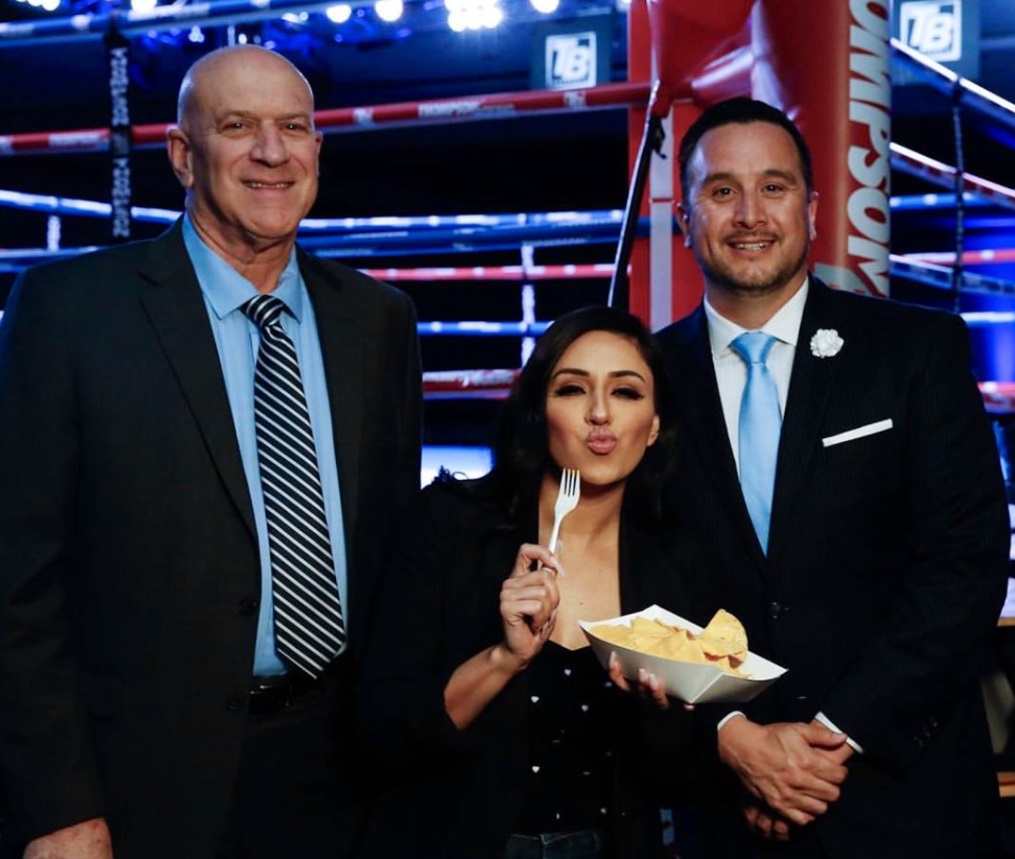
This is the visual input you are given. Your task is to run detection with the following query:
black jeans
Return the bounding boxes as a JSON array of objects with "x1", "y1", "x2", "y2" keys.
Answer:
[{"x1": 503, "y1": 829, "x2": 605, "y2": 859}]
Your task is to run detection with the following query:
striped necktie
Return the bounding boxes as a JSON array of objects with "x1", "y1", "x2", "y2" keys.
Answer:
[
  {"x1": 730, "y1": 331, "x2": 782, "y2": 555},
  {"x1": 243, "y1": 294, "x2": 345, "y2": 678}
]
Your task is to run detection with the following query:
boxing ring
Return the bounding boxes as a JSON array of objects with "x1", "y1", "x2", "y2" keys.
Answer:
[
  {"x1": 3, "y1": 0, "x2": 1015, "y2": 831},
  {"x1": 2, "y1": 0, "x2": 1015, "y2": 445}
]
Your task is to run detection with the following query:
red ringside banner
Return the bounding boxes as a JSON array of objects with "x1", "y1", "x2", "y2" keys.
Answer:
[{"x1": 753, "y1": 0, "x2": 891, "y2": 297}]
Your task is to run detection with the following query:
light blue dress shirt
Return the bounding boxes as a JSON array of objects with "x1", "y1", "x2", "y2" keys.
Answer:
[{"x1": 183, "y1": 217, "x2": 348, "y2": 676}]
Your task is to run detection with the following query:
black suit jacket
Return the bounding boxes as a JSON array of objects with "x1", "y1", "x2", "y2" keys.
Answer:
[
  {"x1": 0, "y1": 222, "x2": 422, "y2": 857},
  {"x1": 359, "y1": 479, "x2": 703, "y2": 858},
  {"x1": 656, "y1": 280, "x2": 1009, "y2": 858}
]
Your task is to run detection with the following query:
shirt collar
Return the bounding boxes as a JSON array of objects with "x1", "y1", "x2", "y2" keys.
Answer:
[
  {"x1": 704, "y1": 277, "x2": 810, "y2": 357},
  {"x1": 182, "y1": 215, "x2": 305, "y2": 321}
]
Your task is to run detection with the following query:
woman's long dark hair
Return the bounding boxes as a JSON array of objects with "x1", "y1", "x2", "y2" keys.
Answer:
[{"x1": 447, "y1": 305, "x2": 677, "y2": 524}]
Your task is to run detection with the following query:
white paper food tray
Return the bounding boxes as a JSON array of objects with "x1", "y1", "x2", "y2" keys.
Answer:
[{"x1": 580, "y1": 604, "x2": 786, "y2": 704}]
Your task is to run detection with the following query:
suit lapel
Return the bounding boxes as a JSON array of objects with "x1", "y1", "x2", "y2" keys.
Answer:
[
  {"x1": 137, "y1": 222, "x2": 257, "y2": 541},
  {"x1": 768, "y1": 282, "x2": 843, "y2": 559},
  {"x1": 674, "y1": 309, "x2": 765, "y2": 564},
  {"x1": 299, "y1": 251, "x2": 364, "y2": 581}
]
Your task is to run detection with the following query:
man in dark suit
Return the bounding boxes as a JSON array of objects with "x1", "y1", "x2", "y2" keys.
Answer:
[
  {"x1": 0, "y1": 46, "x2": 421, "y2": 858},
  {"x1": 656, "y1": 98, "x2": 1009, "y2": 857}
]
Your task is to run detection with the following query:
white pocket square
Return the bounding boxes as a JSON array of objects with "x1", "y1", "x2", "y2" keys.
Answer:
[{"x1": 822, "y1": 419, "x2": 893, "y2": 448}]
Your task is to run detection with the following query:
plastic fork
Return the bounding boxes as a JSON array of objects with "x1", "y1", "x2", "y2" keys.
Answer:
[{"x1": 547, "y1": 468, "x2": 580, "y2": 555}]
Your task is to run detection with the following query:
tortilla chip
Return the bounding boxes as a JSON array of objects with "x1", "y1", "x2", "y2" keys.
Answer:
[
  {"x1": 589, "y1": 608, "x2": 750, "y2": 677},
  {"x1": 697, "y1": 608, "x2": 749, "y2": 660},
  {"x1": 655, "y1": 628, "x2": 709, "y2": 663}
]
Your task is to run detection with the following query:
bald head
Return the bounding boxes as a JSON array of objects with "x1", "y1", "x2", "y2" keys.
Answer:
[
  {"x1": 176, "y1": 46, "x2": 315, "y2": 128},
  {"x1": 166, "y1": 44, "x2": 323, "y2": 275}
]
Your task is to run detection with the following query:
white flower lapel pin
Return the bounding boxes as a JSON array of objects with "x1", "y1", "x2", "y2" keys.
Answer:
[{"x1": 810, "y1": 329, "x2": 844, "y2": 358}]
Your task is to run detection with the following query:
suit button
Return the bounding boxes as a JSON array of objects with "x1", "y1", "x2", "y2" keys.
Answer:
[
  {"x1": 238, "y1": 598, "x2": 257, "y2": 616},
  {"x1": 225, "y1": 693, "x2": 246, "y2": 712},
  {"x1": 769, "y1": 601, "x2": 785, "y2": 618}
]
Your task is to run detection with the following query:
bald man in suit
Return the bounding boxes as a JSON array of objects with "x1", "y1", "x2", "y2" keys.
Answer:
[{"x1": 0, "y1": 46, "x2": 421, "y2": 859}]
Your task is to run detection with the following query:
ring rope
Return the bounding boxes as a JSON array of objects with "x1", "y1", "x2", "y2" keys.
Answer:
[{"x1": 0, "y1": 83, "x2": 650, "y2": 157}]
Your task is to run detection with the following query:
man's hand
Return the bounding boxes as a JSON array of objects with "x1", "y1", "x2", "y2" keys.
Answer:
[
  {"x1": 743, "y1": 804, "x2": 792, "y2": 842},
  {"x1": 24, "y1": 818, "x2": 113, "y2": 859},
  {"x1": 718, "y1": 716, "x2": 850, "y2": 825}
]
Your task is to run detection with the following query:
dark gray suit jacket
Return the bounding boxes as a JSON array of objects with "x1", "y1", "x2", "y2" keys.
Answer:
[
  {"x1": 656, "y1": 280, "x2": 1009, "y2": 858},
  {"x1": 0, "y1": 221, "x2": 422, "y2": 856}
]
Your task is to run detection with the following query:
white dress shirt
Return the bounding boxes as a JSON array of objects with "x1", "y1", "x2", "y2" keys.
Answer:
[
  {"x1": 705, "y1": 279, "x2": 862, "y2": 752},
  {"x1": 703, "y1": 279, "x2": 808, "y2": 473}
]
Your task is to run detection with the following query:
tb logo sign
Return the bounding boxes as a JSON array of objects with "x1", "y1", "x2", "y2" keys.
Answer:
[
  {"x1": 546, "y1": 32, "x2": 597, "y2": 89},
  {"x1": 899, "y1": 0, "x2": 962, "y2": 62}
]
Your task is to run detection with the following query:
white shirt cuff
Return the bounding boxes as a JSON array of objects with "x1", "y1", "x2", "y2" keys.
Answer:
[
  {"x1": 716, "y1": 710, "x2": 746, "y2": 733},
  {"x1": 814, "y1": 711, "x2": 864, "y2": 754}
]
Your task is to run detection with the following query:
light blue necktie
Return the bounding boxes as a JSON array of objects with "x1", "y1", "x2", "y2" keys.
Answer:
[{"x1": 731, "y1": 332, "x2": 782, "y2": 554}]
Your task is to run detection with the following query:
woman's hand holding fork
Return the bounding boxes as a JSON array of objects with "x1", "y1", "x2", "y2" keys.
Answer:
[{"x1": 499, "y1": 543, "x2": 563, "y2": 669}]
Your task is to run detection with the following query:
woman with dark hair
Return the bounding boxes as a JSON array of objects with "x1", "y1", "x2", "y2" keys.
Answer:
[{"x1": 361, "y1": 306, "x2": 700, "y2": 858}]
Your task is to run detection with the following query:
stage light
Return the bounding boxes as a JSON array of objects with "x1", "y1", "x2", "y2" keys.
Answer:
[
  {"x1": 530, "y1": 0, "x2": 558, "y2": 13},
  {"x1": 482, "y1": 4, "x2": 501, "y2": 26},
  {"x1": 130, "y1": 0, "x2": 157, "y2": 12},
  {"x1": 374, "y1": 0, "x2": 402, "y2": 22},
  {"x1": 445, "y1": 0, "x2": 502, "y2": 31},
  {"x1": 187, "y1": 25, "x2": 204, "y2": 42},
  {"x1": 326, "y1": 3, "x2": 352, "y2": 23}
]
